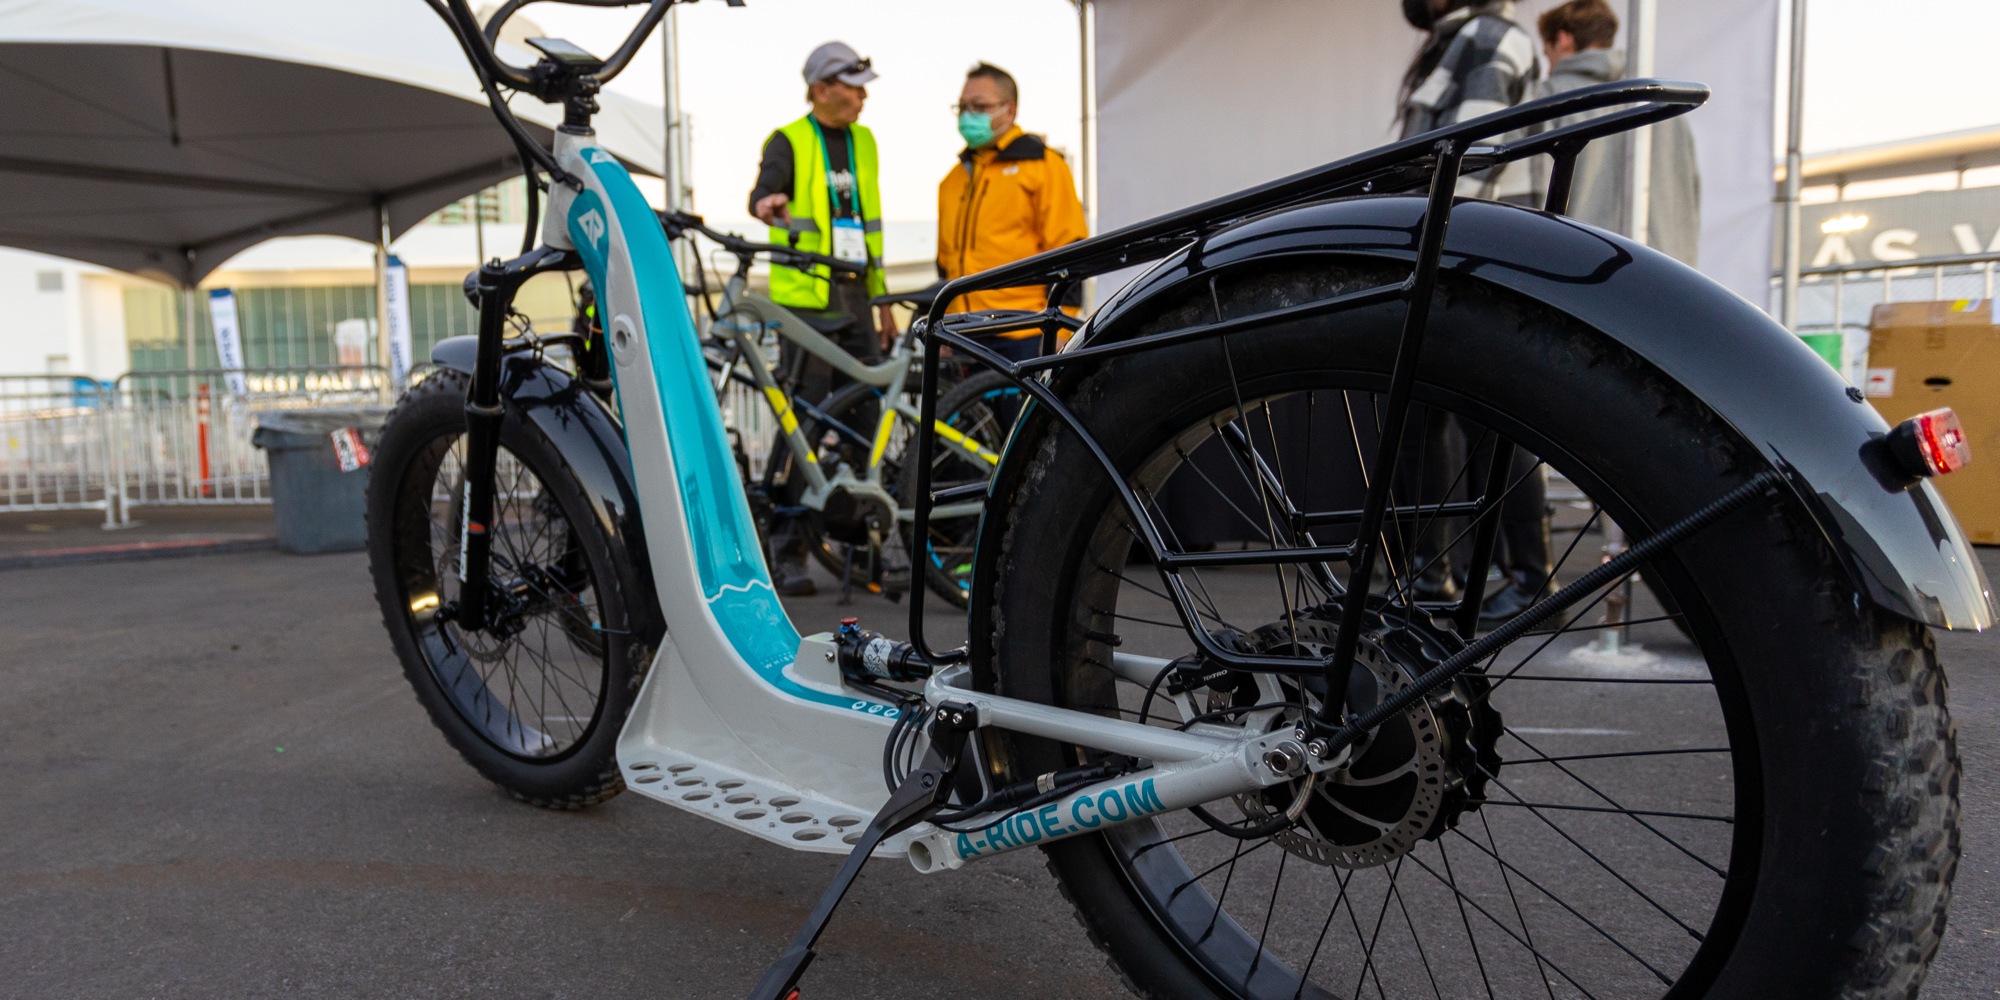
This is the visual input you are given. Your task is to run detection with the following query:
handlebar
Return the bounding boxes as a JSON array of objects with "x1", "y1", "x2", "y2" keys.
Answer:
[
  {"x1": 661, "y1": 210, "x2": 867, "y2": 277},
  {"x1": 433, "y1": 0, "x2": 670, "y2": 95},
  {"x1": 474, "y1": 0, "x2": 671, "y2": 90},
  {"x1": 871, "y1": 282, "x2": 943, "y2": 310}
]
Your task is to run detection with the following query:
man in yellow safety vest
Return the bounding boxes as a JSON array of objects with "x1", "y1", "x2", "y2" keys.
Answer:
[{"x1": 748, "y1": 41, "x2": 896, "y2": 596}]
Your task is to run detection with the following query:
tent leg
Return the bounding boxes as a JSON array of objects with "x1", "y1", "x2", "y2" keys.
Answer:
[
  {"x1": 1077, "y1": 0, "x2": 1097, "y2": 308},
  {"x1": 1778, "y1": 0, "x2": 1808, "y2": 329},
  {"x1": 182, "y1": 283, "x2": 197, "y2": 371},
  {"x1": 1623, "y1": 0, "x2": 1655, "y2": 244},
  {"x1": 374, "y1": 201, "x2": 395, "y2": 402}
]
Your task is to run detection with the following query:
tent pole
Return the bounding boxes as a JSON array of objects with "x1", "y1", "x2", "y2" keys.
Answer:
[
  {"x1": 1077, "y1": 0, "x2": 1096, "y2": 232},
  {"x1": 374, "y1": 201, "x2": 394, "y2": 401},
  {"x1": 661, "y1": 5, "x2": 693, "y2": 280},
  {"x1": 1593, "y1": 0, "x2": 1659, "y2": 661},
  {"x1": 181, "y1": 249, "x2": 198, "y2": 373},
  {"x1": 1077, "y1": 0, "x2": 1097, "y2": 307},
  {"x1": 1623, "y1": 0, "x2": 1655, "y2": 246},
  {"x1": 662, "y1": 4, "x2": 685, "y2": 213},
  {"x1": 1779, "y1": 0, "x2": 1807, "y2": 329},
  {"x1": 474, "y1": 190, "x2": 487, "y2": 268},
  {"x1": 182, "y1": 282, "x2": 197, "y2": 372}
]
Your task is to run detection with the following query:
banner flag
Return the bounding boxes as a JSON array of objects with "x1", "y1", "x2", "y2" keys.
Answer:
[
  {"x1": 384, "y1": 255, "x2": 413, "y2": 385},
  {"x1": 206, "y1": 288, "x2": 247, "y2": 396}
]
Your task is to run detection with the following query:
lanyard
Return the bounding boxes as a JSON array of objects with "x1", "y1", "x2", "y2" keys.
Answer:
[{"x1": 808, "y1": 118, "x2": 861, "y2": 219}]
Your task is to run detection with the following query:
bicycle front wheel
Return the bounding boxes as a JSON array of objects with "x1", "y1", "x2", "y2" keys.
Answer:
[
  {"x1": 367, "y1": 369, "x2": 649, "y2": 808},
  {"x1": 979, "y1": 263, "x2": 1958, "y2": 999}
]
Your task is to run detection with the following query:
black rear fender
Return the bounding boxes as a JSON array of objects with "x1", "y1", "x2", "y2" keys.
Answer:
[{"x1": 980, "y1": 196, "x2": 1992, "y2": 631}]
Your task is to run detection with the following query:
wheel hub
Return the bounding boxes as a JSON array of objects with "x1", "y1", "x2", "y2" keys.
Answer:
[{"x1": 1225, "y1": 608, "x2": 1504, "y2": 869}]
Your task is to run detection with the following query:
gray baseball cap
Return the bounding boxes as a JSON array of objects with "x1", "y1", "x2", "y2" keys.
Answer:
[{"x1": 802, "y1": 41, "x2": 876, "y2": 86}]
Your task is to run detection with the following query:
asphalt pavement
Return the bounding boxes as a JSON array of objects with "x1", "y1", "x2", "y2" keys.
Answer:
[{"x1": 1, "y1": 544, "x2": 1996, "y2": 998}]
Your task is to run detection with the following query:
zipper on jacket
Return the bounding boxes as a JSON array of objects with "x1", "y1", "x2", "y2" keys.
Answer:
[
  {"x1": 959, "y1": 177, "x2": 991, "y2": 280},
  {"x1": 953, "y1": 163, "x2": 981, "y2": 278}
]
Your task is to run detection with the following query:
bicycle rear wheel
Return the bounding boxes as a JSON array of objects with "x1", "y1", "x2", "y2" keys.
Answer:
[{"x1": 979, "y1": 264, "x2": 1957, "y2": 999}]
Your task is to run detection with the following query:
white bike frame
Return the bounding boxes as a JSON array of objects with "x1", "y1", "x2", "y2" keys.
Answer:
[{"x1": 541, "y1": 128, "x2": 1311, "y2": 871}]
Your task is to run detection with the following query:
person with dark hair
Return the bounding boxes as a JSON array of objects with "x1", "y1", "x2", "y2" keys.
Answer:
[
  {"x1": 936, "y1": 61, "x2": 1088, "y2": 359},
  {"x1": 1398, "y1": 0, "x2": 1539, "y2": 200},
  {"x1": 1531, "y1": 0, "x2": 1702, "y2": 264}
]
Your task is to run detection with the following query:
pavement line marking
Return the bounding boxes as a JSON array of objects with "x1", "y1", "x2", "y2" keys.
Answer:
[{"x1": 1510, "y1": 727, "x2": 1637, "y2": 736}]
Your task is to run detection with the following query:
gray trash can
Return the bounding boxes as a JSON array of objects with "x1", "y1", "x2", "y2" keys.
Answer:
[{"x1": 251, "y1": 407, "x2": 390, "y2": 554}]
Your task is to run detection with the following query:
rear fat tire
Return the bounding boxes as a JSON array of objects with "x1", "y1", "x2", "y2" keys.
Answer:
[
  {"x1": 977, "y1": 265, "x2": 1959, "y2": 999},
  {"x1": 366, "y1": 369, "x2": 650, "y2": 809}
]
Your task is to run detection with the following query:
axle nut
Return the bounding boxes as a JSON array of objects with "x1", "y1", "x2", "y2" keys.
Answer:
[{"x1": 1263, "y1": 741, "x2": 1306, "y2": 775}]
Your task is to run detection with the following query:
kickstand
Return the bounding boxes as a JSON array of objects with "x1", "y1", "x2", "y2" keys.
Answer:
[{"x1": 744, "y1": 701, "x2": 978, "y2": 1000}]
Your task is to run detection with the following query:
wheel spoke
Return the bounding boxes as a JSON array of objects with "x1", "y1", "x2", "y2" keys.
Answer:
[
  {"x1": 1292, "y1": 867, "x2": 1358, "y2": 999},
  {"x1": 1405, "y1": 849, "x2": 1601, "y2": 1000},
  {"x1": 1445, "y1": 828, "x2": 1675, "y2": 986},
  {"x1": 1476, "y1": 810, "x2": 1558, "y2": 1000},
  {"x1": 1040, "y1": 374, "x2": 1744, "y2": 998},
  {"x1": 1436, "y1": 837, "x2": 1497, "y2": 1000},
  {"x1": 1492, "y1": 729, "x2": 1730, "y2": 877}
]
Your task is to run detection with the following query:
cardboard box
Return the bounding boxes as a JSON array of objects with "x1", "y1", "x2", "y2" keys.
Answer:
[{"x1": 1866, "y1": 299, "x2": 2000, "y2": 544}]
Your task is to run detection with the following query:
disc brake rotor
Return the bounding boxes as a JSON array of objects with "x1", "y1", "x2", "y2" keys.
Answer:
[{"x1": 1225, "y1": 611, "x2": 1502, "y2": 869}]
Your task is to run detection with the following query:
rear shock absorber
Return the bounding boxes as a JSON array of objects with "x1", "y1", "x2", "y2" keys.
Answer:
[{"x1": 834, "y1": 617, "x2": 934, "y2": 684}]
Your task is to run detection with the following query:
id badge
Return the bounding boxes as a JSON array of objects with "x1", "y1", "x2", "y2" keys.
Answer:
[{"x1": 831, "y1": 217, "x2": 867, "y2": 265}]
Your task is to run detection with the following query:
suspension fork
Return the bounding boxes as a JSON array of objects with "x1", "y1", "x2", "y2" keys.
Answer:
[{"x1": 455, "y1": 246, "x2": 578, "y2": 631}]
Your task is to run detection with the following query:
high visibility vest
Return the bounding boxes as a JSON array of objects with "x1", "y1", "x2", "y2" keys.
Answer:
[{"x1": 767, "y1": 115, "x2": 887, "y2": 310}]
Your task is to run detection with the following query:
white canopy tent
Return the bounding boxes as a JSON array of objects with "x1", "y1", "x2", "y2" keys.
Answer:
[
  {"x1": 1084, "y1": 0, "x2": 1782, "y2": 308},
  {"x1": 0, "y1": 0, "x2": 664, "y2": 285}
]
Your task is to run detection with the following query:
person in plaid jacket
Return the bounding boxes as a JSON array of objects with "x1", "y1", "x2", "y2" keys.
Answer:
[{"x1": 1398, "y1": 0, "x2": 1540, "y2": 202}]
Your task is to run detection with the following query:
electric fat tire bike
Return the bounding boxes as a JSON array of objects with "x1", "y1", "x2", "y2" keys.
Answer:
[
  {"x1": 371, "y1": 3, "x2": 1992, "y2": 998},
  {"x1": 667, "y1": 214, "x2": 1014, "y2": 605}
]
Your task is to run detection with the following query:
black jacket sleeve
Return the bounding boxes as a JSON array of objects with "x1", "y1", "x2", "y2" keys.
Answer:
[{"x1": 748, "y1": 132, "x2": 793, "y2": 215}]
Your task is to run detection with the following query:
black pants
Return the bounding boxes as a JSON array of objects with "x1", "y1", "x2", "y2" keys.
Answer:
[
  {"x1": 1397, "y1": 408, "x2": 1549, "y2": 587},
  {"x1": 770, "y1": 275, "x2": 879, "y2": 572}
]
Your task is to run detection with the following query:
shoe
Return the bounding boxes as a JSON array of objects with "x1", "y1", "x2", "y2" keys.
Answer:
[
  {"x1": 774, "y1": 569, "x2": 817, "y2": 597},
  {"x1": 1399, "y1": 554, "x2": 1458, "y2": 603},
  {"x1": 1478, "y1": 570, "x2": 1557, "y2": 625}
]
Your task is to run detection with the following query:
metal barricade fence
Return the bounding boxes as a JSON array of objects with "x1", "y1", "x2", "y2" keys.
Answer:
[
  {"x1": 102, "y1": 366, "x2": 394, "y2": 525},
  {"x1": 0, "y1": 375, "x2": 115, "y2": 515},
  {"x1": 1778, "y1": 251, "x2": 2000, "y2": 385}
]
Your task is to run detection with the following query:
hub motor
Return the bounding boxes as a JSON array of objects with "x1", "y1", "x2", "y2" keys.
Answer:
[{"x1": 1223, "y1": 608, "x2": 1504, "y2": 869}]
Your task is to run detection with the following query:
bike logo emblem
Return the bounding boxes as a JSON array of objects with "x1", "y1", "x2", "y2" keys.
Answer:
[{"x1": 577, "y1": 208, "x2": 607, "y2": 248}]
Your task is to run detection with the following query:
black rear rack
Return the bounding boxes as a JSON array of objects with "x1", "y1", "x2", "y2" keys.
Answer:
[{"x1": 903, "y1": 78, "x2": 1709, "y2": 685}]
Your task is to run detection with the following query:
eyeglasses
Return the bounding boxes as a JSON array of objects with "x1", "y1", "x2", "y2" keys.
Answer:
[{"x1": 951, "y1": 99, "x2": 1010, "y2": 115}]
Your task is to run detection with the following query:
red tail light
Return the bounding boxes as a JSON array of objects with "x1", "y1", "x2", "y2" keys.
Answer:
[{"x1": 1887, "y1": 408, "x2": 1971, "y2": 478}]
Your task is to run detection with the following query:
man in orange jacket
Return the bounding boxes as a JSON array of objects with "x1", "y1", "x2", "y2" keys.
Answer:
[{"x1": 937, "y1": 62, "x2": 1087, "y2": 358}]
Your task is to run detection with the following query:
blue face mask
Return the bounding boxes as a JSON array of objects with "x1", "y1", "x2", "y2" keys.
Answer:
[{"x1": 957, "y1": 110, "x2": 996, "y2": 148}]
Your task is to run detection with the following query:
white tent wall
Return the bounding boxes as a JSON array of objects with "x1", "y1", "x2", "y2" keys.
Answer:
[{"x1": 1091, "y1": 0, "x2": 1779, "y2": 306}]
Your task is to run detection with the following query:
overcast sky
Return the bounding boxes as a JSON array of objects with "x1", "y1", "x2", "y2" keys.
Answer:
[{"x1": 531, "y1": 0, "x2": 1999, "y2": 230}]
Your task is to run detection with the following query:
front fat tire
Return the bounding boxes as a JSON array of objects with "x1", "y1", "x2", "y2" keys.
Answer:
[
  {"x1": 978, "y1": 267, "x2": 1959, "y2": 999},
  {"x1": 366, "y1": 369, "x2": 649, "y2": 810}
]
